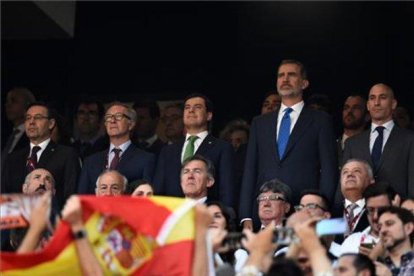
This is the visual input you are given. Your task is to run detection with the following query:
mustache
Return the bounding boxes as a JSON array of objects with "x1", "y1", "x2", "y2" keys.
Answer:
[{"x1": 35, "y1": 184, "x2": 47, "y2": 192}]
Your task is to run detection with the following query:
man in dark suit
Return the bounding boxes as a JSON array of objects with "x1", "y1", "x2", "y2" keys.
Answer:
[
  {"x1": 2, "y1": 87, "x2": 36, "y2": 164},
  {"x1": 343, "y1": 83, "x2": 414, "y2": 199},
  {"x1": 71, "y1": 99, "x2": 109, "y2": 161},
  {"x1": 131, "y1": 99, "x2": 165, "y2": 156},
  {"x1": 78, "y1": 102, "x2": 155, "y2": 194},
  {"x1": 153, "y1": 93, "x2": 235, "y2": 207},
  {"x1": 239, "y1": 59, "x2": 338, "y2": 230},
  {"x1": 2, "y1": 102, "x2": 81, "y2": 210}
]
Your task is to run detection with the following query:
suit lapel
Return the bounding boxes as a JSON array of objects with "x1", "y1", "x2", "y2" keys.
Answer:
[
  {"x1": 281, "y1": 108, "x2": 312, "y2": 160},
  {"x1": 38, "y1": 141, "x2": 57, "y2": 166},
  {"x1": 196, "y1": 134, "x2": 216, "y2": 155},
  {"x1": 359, "y1": 130, "x2": 374, "y2": 170},
  {"x1": 118, "y1": 144, "x2": 136, "y2": 168},
  {"x1": 377, "y1": 126, "x2": 399, "y2": 171}
]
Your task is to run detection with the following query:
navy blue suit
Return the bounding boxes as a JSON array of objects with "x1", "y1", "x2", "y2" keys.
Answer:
[
  {"x1": 153, "y1": 134, "x2": 235, "y2": 207},
  {"x1": 239, "y1": 108, "x2": 338, "y2": 227},
  {"x1": 77, "y1": 143, "x2": 155, "y2": 194},
  {"x1": 2, "y1": 141, "x2": 81, "y2": 210}
]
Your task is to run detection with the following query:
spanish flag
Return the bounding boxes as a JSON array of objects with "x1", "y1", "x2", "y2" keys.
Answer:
[{"x1": 1, "y1": 196, "x2": 196, "y2": 275}]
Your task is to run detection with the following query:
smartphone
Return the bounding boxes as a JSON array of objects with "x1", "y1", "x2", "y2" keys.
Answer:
[
  {"x1": 315, "y1": 218, "x2": 348, "y2": 236},
  {"x1": 272, "y1": 227, "x2": 296, "y2": 245},
  {"x1": 360, "y1": 242, "x2": 375, "y2": 249},
  {"x1": 221, "y1": 232, "x2": 245, "y2": 250}
]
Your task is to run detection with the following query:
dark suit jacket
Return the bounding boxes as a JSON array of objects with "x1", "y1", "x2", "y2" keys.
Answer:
[
  {"x1": 77, "y1": 143, "x2": 156, "y2": 194},
  {"x1": 2, "y1": 141, "x2": 81, "y2": 210},
  {"x1": 153, "y1": 134, "x2": 235, "y2": 207},
  {"x1": 332, "y1": 206, "x2": 369, "y2": 244},
  {"x1": 239, "y1": 108, "x2": 338, "y2": 227},
  {"x1": 343, "y1": 125, "x2": 414, "y2": 198},
  {"x1": 71, "y1": 135, "x2": 109, "y2": 161}
]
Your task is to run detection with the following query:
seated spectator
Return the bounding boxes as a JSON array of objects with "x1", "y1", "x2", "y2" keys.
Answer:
[
  {"x1": 160, "y1": 102, "x2": 185, "y2": 144},
  {"x1": 219, "y1": 119, "x2": 250, "y2": 152},
  {"x1": 393, "y1": 106, "x2": 412, "y2": 130},
  {"x1": 306, "y1": 93, "x2": 334, "y2": 115},
  {"x1": 401, "y1": 197, "x2": 414, "y2": 214},
  {"x1": 127, "y1": 179, "x2": 154, "y2": 197},
  {"x1": 95, "y1": 170, "x2": 127, "y2": 197},
  {"x1": 261, "y1": 91, "x2": 281, "y2": 114},
  {"x1": 334, "y1": 253, "x2": 375, "y2": 276}
]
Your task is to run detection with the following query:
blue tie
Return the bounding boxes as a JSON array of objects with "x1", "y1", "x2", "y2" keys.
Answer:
[
  {"x1": 278, "y1": 107, "x2": 293, "y2": 158},
  {"x1": 371, "y1": 126, "x2": 385, "y2": 170}
]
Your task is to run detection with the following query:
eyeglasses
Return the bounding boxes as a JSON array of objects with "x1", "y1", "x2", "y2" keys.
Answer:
[
  {"x1": 25, "y1": 115, "x2": 49, "y2": 122},
  {"x1": 294, "y1": 203, "x2": 326, "y2": 212},
  {"x1": 104, "y1": 113, "x2": 131, "y2": 122},
  {"x1": 257, "y1": 194, "x2": 286, "y2": 203}
]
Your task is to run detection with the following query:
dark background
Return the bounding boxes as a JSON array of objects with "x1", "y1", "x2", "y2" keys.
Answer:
[{"x1": 2, "y1": 1, "x2": 414, "y2": 139}]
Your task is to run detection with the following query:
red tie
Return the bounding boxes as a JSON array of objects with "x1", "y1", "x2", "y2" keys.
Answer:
[
  {"x1": 26, "y1": 146, "x2": 41, "y2": 173},
  {"x1": 109, "y1": 148, "x2": 122, "y2": 170}
]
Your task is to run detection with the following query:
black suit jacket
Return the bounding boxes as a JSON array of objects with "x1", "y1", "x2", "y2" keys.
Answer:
[
  {"x1": 77, "y1": 143, "x2": 156, "y2": 194},
  {"x1": 2, "y1": 141, "x2": 81, "y2": 209},
  {"x1": 71, "y1": 135, "x2": 109, "y2": 161},
  {"x1": 153, "y1": 134, "x2": 235, "y2": 207},
  {"x1": 343, "y1": 125, "x2": 414, "y2": 198},
  {"x1": 332, "y1": 205, "x2": 369, "y2": 244},
  {"x1": 239, "y1": 108, "x2": 338, "y2": 227}
]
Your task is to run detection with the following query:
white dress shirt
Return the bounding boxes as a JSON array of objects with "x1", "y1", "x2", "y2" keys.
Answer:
[
  {"x1": 181, "y1": 131, "x2": 208, "y2": 162},
  {"x1": 276, "y1": 101, "x2": 305, "y2": 137},
  {"x1": 29, "y1": 138, "x2": 51, "y2": 161},
  {"x1": 108, "y1": 140, "x2": 131, "y2": 168},
  {"x1": 369, "y1": 120, "x2": 394, "y2": 153}
]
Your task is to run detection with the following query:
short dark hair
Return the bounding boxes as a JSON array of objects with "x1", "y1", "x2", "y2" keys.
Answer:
[
  {"x1": 340, "y1": 253, "x2": 375, "y2": 275},
  {"x1": 278, "y1": 59, "x2": 307, "y2": 79},
  {"x1": 126, "y1": 179, "x2": 153, "y2": 195},
  {"x1": 378, "y1": 206, "x2": 414, "y2": 244},
  {"x1": 76, "y1": 99, "x2": 105, "y2": 120},
  {"x1": 299, "y1": 189, "x2": 331, "y2": 211},
  {"x1": 132, "y1": 99, "x2": 160, "y2": 119},
  {"x1": 206, "y1": 201, "x2": 237, "y2": 232},
  {"x1": 258, "y1": 178, "x2": 292, "y2": 204},
  {"x1": 267, "y1": 257, "x2": 304, "y2": 276},
  {"x1": 183, "y1": 93, "x2": 214, "y2": 113},
  {"x1": 363, "y1": 181, "x2": 396, "y2": 205},
  {"x1": 181, "y1": 154, "x2": 215, "y2": 180},
  {"x1": 26, "y1": 101, "x2": 51, "y2": 117}
]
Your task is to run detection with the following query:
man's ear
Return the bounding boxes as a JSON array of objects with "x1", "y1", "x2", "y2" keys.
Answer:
[
  {"x1": 128, "y1": 121, "x2": 136, "y2": 131},
  {"x1": 301, "y1": 79, "x2": 309, "y2": 90},
  {"x1": 404, "y1": 222, "x2": 414, "y2": 236},
  {"x1": 206, "y1": 177, "x2": 215, "y2": 188},
  {"x1": 284, "y1": 203, "x2": 291, "y2": 214},
  {"x1": 22, "y1": 184, "x2": 28, "y2": 193},
  {"x1": 48, "y1": 118, "x2": 56, "y2": 131},
  {"x1": 207, "y1": 112, "x2": 213, "y2": 122}
]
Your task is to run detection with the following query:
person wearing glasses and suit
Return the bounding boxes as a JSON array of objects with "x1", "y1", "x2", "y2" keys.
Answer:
[{"x1": 77, "y1": 102, "x2": 155, "y2": 194}]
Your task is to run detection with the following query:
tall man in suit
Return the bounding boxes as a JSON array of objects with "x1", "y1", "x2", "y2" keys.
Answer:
[
  {"x1": 2, "y1": 87, "x2": 36, "y2": 164},
  {"x1": 78, "y1": 102, "x2": 155, "y2": 194},
  {"x1": 239, "y1": 59, "x2": 338, "y2": 230},
  {"x1": 2, "y1": 102, "x2": 81, "y2": 210},
  {"x1": 343, "y1": 83, "x2": 414, "y2": 198},
  {"x1": 153, "y1": 93, "x2": 235, "y2": 207}
]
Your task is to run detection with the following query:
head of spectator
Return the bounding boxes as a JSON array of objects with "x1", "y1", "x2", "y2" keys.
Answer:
[
  {"x1": 276, "y1": 59, "x2": 309, "y2": 106},
  {"x1": 219, "y1": 119, "x2": 250, "y2": 151},
  {"x1": 5, "y1": 87, "x2": 36, "y2": 127},
  {"x1": 367, "y1": 83, "x2": 397, "y2": 126},
  {"x1": 132, "y1": 99, "x2": 160, "y2": 142},
  {"x1": 127, "y1": 179, "x2": 154, "y2": 197},
  {"x1": 378, "y1": 206, "x2": 414, "y2": 261},
  {"x1": 75, "y1": 99, "x2": 104, "y2": 141},
  {"x1": 295, "y1": 189, "x2": 331, "y2": 219},
  {"x1": 257, "y1": 178, "x2": 291, "y2": 228},
  {"x1": 266, "y1": 257, "x2": 305, "y2": 276},
  {"x1": 22, "y1": 168, "x2": 56, "y2": 196},
  {"x1": 162, "y1": 103, "x2": 184, "y2": 144},
  {"x1": 206, "y1": 201, "x2": 236, "y2": 231},
  {"x1": 95, "y1": 170, "x2": 127, "y2": 197},
  {"x1": 334, "y1": 253, "x2": 375, "y2": 276},
  {"x1": 261, "y1": 91, "x2": 281, "y2": 114},
  {"x1": 183, "y1": 93, "x2": 213, "y2": 134},
  {"x1": 342, "y1": 94, "x2": 368, "y2": 138},
  {"x1": 180, "y1": 155, "x2": 215, "y2": 202},
  {"x1": 25, "y1": 102, "x2": 56, "y2": 145},
  {"x1": 307, "y1": 93, "x2": 334, "y2": 115},
  {"x1": 393, "y1": 106, "x2": 412, "y2": 129},
  {"x1": 104, "y1": 102, "x2": 136, "y2": 146},
  {"x1": 340, "y1": 159, "x2": 374, "y2": 203},
  {"x1": 362, "y1": 182, "x2": 395, "y2": 238},
  {"x1": 49, "y1": 108, "x2": 72, "y2": 146},
  {"x1": 401, "y1": 197, "x2": 414, "y2": 215}
]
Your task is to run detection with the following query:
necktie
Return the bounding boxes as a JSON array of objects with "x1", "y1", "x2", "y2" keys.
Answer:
[
  {"x1": 277, "y1": 108, "x2": 293, "y2": 158},
  {"x1": 183, "y1": 136, "x2": 199, "y2": 162},
  {"x1": 26, "y1": 146, "x2": 41, "y2": 173},
  {"x1": 346, "y1": 203, "x2": 358, "y2": 224},
  {"x1": 371, "y1": 126, "x2": 385, "y2": 170},
  {"x1": 109, "y1": 148, "x2": 122, "y2": 170}
]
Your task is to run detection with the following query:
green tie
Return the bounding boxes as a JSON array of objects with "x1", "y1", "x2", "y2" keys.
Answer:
[{"x1": 183, "y1": 135, "x2": 199, "y2": 162}]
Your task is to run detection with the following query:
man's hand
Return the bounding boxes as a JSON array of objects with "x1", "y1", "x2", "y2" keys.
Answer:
[
  {"x1": 29, "y1": 191, "x2": 51, "y2": 235},
  {"x1": 61, "y1": 196, "x2": 83, "y2": 231}
]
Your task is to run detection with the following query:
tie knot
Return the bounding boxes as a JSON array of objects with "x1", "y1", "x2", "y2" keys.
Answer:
[
  {"x1": 112, "y1": 148, "x2": 122, "y2": 155},
  {"x1": 347, "y1": 203, "x2": 358, "y2": 212},
  {"x1": 375, "y1": 126, "x2": 385, "y2": 134},
  {"x1": 187, "y1": 136, "x2": 199, "y2": 144},
  {"x1": 32, "y1": 146, "x2": 41, "y2": 155},
  {"x1": 284, "y1": 107, "x2": 293, "y2": 114}
]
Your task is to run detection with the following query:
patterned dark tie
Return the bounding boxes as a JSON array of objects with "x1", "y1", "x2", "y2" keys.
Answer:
[
  {"x1": 109, "y1": 148, "x2": 122, "y2": 170},
  {"x1": 26, "y1": 146, "x2": 41, "y2": 173},
  {"x1": 277, "y1": 107, "x2": 293, "y2": 158},
  {"x1": 371, "y1": 126, "x2": 385, "y2": 170}
]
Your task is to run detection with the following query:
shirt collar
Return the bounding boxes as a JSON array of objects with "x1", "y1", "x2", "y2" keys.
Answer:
[
  {"x1": 30, "y1": 138, "x2": 51, "y2": 150},
  {"x1": 109, "y1": 140, "x2": 131, "y2": 153},
  {"x1": 279, "y1": 101, "x2": 305, "y2": 116},
  {"x1": 144, "y1": 134, "x2": 158, "y2": 146},
  {"x1": 185, "y1": 130, "x2": 208, "y2": 141},
  {"x1": 345, "y1": 198, "x2": 365, "y2": 209},
  {"x1": 371, "y1": 120, "x2": 395, "y2": 133}
]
